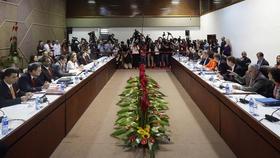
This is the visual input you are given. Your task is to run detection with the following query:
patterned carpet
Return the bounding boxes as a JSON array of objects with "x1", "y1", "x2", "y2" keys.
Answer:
[{"x1": 51, "y1": 69, "x2": 236, "y2": 158}]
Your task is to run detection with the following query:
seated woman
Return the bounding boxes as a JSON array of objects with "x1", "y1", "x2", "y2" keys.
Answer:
[
  {"x1": 67, "y1": 52, "x2": 83, "y2": 73},
  {"x1": 268, "y1": 67, "x2": 280, "y2": 99},
  {"x1": 205, "y1": 53, "x2": 218, "y2": 71}
]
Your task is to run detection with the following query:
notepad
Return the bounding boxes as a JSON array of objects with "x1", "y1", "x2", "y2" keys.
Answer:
[{"x1": 255, "y1": 98, "x2": 280, "y2": 107}]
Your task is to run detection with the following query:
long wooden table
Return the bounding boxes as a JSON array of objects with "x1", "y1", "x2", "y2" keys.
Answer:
[
  {"x1": 1, "y1": 58, "x2": 116, "y2": 158},
  {"x1": 171, "y1": 57, "x2": 280, "y2": 158}
]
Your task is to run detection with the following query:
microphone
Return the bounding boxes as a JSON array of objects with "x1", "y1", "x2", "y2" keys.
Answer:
[
  {"x1": 265, "y1": 114, "x2": 280, "y2": 122},
  {"x1": 239, "y1": 93, "x2": 250, "y2": 104},
  {"x1": 39, "y1": 94, "x2": 48, "y2": 103}
]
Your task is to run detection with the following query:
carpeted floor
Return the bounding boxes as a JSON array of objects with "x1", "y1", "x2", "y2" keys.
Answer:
[{"x1": 51, "y1": 69, "x2": 236, "y2": 158}]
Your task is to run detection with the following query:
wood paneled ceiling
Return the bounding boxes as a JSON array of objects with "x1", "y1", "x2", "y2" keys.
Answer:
[
  {"x1": 66, "y1": 0, "x2": 244, "y2": 18},
  {"x1": 200, "y1": 0, "x2": 244, "y2": 15}
]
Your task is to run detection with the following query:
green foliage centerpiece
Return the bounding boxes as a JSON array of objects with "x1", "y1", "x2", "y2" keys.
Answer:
[{"x1": 111, "y1": 64, "x2": 170, "y2": 158}]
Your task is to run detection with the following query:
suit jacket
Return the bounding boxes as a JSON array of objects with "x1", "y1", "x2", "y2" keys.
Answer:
[
  {"x1": 199, "y1": 58, "x2": 210, "y2": 65},
  {"x1": 39, "y1": 66, "x2": 54, "y2": 83},
  {"x1": 257, "y1": 59, "x2": 269, "y2": 66},
  {"x1": 0, "y1": 81, "x2": 25, "y2": 108},
  {"x1": 78, "y1": 56, "x2": 88, "y2": 65},
  {"x1": 223, "y1": 65, "x2": 244, "y2": 82},
  {"x1": 52, "y1": 62, "x2": 73, "y2": 79},
  {"x1": 18, "y1": 73, "x2": 43, "y2": 92},
  {"x1": 239, "y1": 57, "x2": 251, "y2": 74},
  {"x1": 217, "y1": 60, "x2": 229, "y2": 75},
  {"x1": 235, "y1": 72, "x2": 274, "y2": 97}
]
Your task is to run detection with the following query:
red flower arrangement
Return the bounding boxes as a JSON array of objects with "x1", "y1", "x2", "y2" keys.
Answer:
[{"x1": 112, "y1": 63, "x2": 170, "y2": 158}]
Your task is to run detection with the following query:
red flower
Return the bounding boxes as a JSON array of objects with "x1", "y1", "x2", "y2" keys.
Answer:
[
  {"x1": 149, "y1": 137, "x2": 155, "y2": 144},
  {"x1": 141, "y1": 94, "x2": 150, "y2": 112},
  {"x1": 141, "y1": 138, "x2": 147, "y2": 145},
  {"x1": 129, "y1": 135, "x2": 136, "y2": 142}
]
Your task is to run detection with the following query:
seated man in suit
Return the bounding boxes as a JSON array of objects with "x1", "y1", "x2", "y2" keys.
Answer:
[
  {"x1": 78, "y1": 51, "x2": 90, "y2": 66},
  {"x1": 232, "y1": 64, "x2": 274, "y2": 97},
  {"x1": 214, "y1": 53, "x2": 229, "y2": 75},
  {"x1": 219, "y1": 56, "x2": 244, "y2": 82},
  {"x1": 39, "y1": 56, "x2": 55, "y2": 82},
  {"x1": 0, "y1": 68, "x2": 33, "y2": 108},
  {"x1": 52, "y1": 55, "x2": 73, "y2": 79},
  {"x1": 199, "y1": 50, "x2": 210, "y2": 66},
  {"x1": 18, "y1": 62, "x2": 49, "y2": 92}
]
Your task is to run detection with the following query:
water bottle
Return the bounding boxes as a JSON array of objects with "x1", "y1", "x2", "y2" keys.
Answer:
[
  {"x1": 92, "y1": 62, "x2": 96, "y2": 71},
  {"x1": 225, "y1": 83, "x2": 230, "y2": 95},
  {"x1": 75, "y1": 76, "x2": 79, "y2": 84},
  {"x1": 84, "y1": 69, "x2": 88, "y2": 76},
  {"x1": 209, "y1": 75, "x2": 214, "y2": 81},
  {"x1": 35, "y1": 96, "x2": 40, "y2": 110},
  {"x1": 200, "y1": 67, "x2": 204, "y2": 76},
  {"x1": 60, "y1": 82, "x2": 65, "y2": 91},
  {"x1": 248, "y1": 98, "x2": 258, "y2": 116},
  {"x1": 1, "y1": 115, "x2": 9, "y2": 136}
]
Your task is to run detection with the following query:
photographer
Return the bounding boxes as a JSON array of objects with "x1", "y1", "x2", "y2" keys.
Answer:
[{"x1": 71, "y1": 37, "x2": 80, "y2": 53}]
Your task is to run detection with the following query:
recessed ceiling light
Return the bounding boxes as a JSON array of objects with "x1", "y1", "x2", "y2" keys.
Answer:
[
  {"x1": 88, "y1": 0, "x2": 96, "y2": 4},
  {"x1": 171, "y1": 0, "x2": 180, "y2": 5},
  {"x1": 213, "y1": 0, "x2": 221, "y2": 4}
]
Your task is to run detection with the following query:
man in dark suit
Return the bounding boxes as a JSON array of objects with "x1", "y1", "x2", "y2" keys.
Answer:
[
  {"x1": 256, "y1": 52, "x2": 269, "y2": 66},
  {"x1": 214, "y1": 53, "x2": 229, "y2": 75},
  {"x1": 239, "y1": 51, "x2": 251, "y2": 74},
  {"x1": 0, "y1": 68, "x2": 32, "y2": 108},
  {"x1": 222, "y1": 56, "x2": 244, "y2": 82},
  {"x1": 233, "y1": 64, "x2": 274, "y2": 97},
  {"x1": 78, "y1": 52, "x2": 89, "y2": 65},
  {"x1": 52, "y1": 55, "x2": 73, "y2": 79},
  {"x1": 18, "y1": 62, "x2": 49, "y2": 92},
  {"x1": 199, "y1": 50, "x2": 210, "y2": 66},
  {"x1": 39, "y1": 56, "x2": 55, "y2": 82}
]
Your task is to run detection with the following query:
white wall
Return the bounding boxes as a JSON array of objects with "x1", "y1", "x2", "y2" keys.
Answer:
[
  {"x1": 199, "y1": 0, "x2": 280, "y2": 64},
  {"x1": 70, "y1": 27, "x2": 202, "y2": 43}
]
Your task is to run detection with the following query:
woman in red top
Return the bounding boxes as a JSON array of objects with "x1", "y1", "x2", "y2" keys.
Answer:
[{"x1": 205, "y1": 53, "x2": 219, "y2": 71}]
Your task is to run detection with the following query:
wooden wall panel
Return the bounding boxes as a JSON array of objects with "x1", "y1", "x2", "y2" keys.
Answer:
[
  {"x1": 0, "y1": 0, "x2": 66, "y2": 60},
  {"x1": 66, "y1": 0, "x2": 200, "y2": 18}
]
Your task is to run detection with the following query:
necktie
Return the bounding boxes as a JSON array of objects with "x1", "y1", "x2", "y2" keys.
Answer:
[
  {"x1": 32, "y1": 78, "x2": 36, "y2": 87},
  {"x1": 48, "y1": 67, "x2": 52, "y2": 77},
  {"x1": 10, "y1": 86, "x2": 16, "y2": 99}
]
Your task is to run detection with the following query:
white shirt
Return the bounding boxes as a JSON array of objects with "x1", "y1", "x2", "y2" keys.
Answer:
[
  {"x1": 53, "y1": 44, "x2": 61, "y2": 56},
  {"x1": 67, "y1": 60, "x2": 79, "y2": 71},
  {"x1": 44, "y1": 44, "x2": 50, "y2": 52},
  {"x1": 131, "y1": 46, "x2": 139, "y2": 54},
  {"x1": 4, "y1": 80, "x2": 13, "y2": 89}
]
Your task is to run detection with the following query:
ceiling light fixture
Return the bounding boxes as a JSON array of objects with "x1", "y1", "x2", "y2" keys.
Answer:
[
  {"x1": 171, "y1": 0, "x2": 180, "y2": 5},
  {"x1": 88, "y1": 0, "x2": 96, "y2": 4}
]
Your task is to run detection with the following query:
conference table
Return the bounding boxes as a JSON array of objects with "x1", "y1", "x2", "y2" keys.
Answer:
[
  {"x1": 171, "y1": 56, "x2": 280, "y2": 158},
  {"x1": 0, "y1": 56, "x2": 116, "y2": 158}
]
